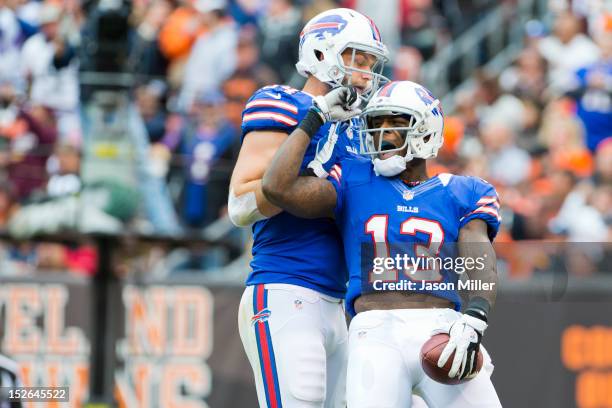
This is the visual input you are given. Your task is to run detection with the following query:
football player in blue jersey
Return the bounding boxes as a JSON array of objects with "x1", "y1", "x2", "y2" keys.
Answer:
[
  {"x1": 262, "y1": 81, "x2": 503, "y2": 407},
  {"x1": 230, "y1": 8, "x2": 389, "y2": 408}
]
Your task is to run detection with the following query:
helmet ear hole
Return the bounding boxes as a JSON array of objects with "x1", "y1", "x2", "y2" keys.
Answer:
[
  {"x1": 423, "y1": 134, "x2": 431, "y2": 143},
  {"x1": 314, "y1": 50, "x2": 324, "y2": 61}
]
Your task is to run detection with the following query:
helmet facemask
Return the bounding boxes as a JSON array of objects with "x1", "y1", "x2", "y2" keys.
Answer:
[
  {"x1": 359, "y1": 107, "x2": 440, "y2": 162},
  {"x1": 336, "y1": 45, "x2": 388, "y2": 102}
]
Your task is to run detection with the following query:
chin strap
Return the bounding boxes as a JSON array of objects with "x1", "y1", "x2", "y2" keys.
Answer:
[
  {"x1": 372, "y1": 145, "x2": 418, "y2": 177},
  {"x1": 372, "y1": 155, "x2": 407, "y2": 177}
]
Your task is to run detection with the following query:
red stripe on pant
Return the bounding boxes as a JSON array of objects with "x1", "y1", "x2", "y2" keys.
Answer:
[{"x1": 256, "y1": 285, "x2": 280, "y2": 408}]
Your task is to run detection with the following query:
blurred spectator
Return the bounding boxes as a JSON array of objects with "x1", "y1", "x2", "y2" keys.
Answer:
[
  {"x1": 566, "y1": 28, "x2": 611, "y2": 152},
  {"x1": 228, "y1": 0, "x2": 267, "y2": 26},
  {"x1": 178, "y1": 0, "x2": 238, "y2": 111},
  {"x1": 593, "y1": 138, "x2": 612, "y2": 186},
  {"x1": 20, "y1": 2, "x2": 80, "y2": 141},
  {"x1": 479, "y1": 116, "x2": 531, "y2": 186},
  {"x1": 235, "y1": 26, "x2": 278, "y2": 87},
  {"x1": 0, "y1": 82, "x2": 57, "y2": 201},
  {"x1": 393, "y1": 46, "x2": 423, "y2": 82},
  {"x1": 523, "y1": 19, "x2": 547, "y2": 49},
  {"x1": 454, "y1": 88, "x2": 480, "y2": 140},
  {"x1": 0, "y1": 0, "x2": 36, "y2": 84},
  {"x1": 499, "y1": 48, "x2": 548, "y2": 102},
  {"x1": 256, "y1": 0, "x2": 301, "y2": 85},
  {"x1": 550, "y1": 181, "x2": 609, "y2": 242},
  {"x1": 135, "y1": 80, "x2": 168, "y2": 143},
  {"x1": 128, "y1": 0, "x2": 172, "y2": 77},
  {"x1": 159, "y1": 0, "x2": 207, "y2": 84},
  {"x1": 343, "y1": 0, "x2": 401, "y2": 55},
  {"x1": 399, "y1": 0, "x2": 446, "y2": 60},
  {"x1": 179, "y1": 90, "x2": 237, "y2": 227},
  {"x1": 538, "y1": 100, "x2": 593, "y2": 178},
  {"x1": 474, "y1": 72, "x2": 525, "y2": 123},
  {"x1": 222, "y1": 72, "x2": 260, "y2": 128},
  {"x1": 537, "y1": 11, "x2": 600, "y2": 94},
  {"x1": 46, "y1": 142, "x2": 82, "y2": 197}
]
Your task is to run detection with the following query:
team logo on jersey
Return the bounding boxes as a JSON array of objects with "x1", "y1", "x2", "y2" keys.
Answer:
[
  {"x1": 403, "y1": 191, "x2": 414, "y2": 200},
  {"x1": 346, "y1": 125, "x2": 353, "y2": 140},
  {"x1": 251, "y1": 308, "x2": 271, "y2": 325},
  {"x1": 300, "y1": 15, "x2": 348, "y2": 42}
]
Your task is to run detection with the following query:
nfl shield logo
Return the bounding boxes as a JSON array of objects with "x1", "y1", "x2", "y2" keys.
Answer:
[
  {"x1": 403, "y1": 191, "x2": 414, "y2": 200},
  {"x1": 346, "y1": 126, "x2": 353, "y2": 139}
]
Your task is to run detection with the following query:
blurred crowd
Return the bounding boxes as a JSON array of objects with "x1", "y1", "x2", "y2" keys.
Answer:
[
  {"x1": 0, "y1": 0, "x2": 610, "y2": 276},
  {"x1": 426, "y1": 7, "x2": 611, "y2": 277},
  {"x1": 430, "y1": 9, "x2": 611, "y2": 241}
]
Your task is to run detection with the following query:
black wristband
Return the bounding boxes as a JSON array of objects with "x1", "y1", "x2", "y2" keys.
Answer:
[
  {"x1": 465, "y1": 296, "x2": 491, "y2": 322},
  {"x1": 299, "y1": 167, "x2": 317, "y2": 177},
  {"x1": 297, "y1": 108, "x2": 325, "y2": 139}
]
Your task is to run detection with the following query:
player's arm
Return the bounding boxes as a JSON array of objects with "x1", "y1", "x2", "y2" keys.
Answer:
[
  {"x1": 228, "y1": 131, "x2": 286, "y2": 226},
  {"x1": 262, "y1": 124, "x2": 337, "y2": 218},
  {"x1": 459, "y1": 218, "x2": 497, "y2": 309},
  {"x1": 437, "y1": 219, "x2": 495, "y2": 380},
  {"x1": 438, "y1": 179, "x2": 501, "y2": 380},
  {"x1": 262, "y1": 87, "x2": 360, "y2": 218}
]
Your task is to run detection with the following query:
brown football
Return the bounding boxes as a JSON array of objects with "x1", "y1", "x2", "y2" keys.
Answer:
[{"x1": 420, "y1": 333, "x2": 483, "y2": 385}]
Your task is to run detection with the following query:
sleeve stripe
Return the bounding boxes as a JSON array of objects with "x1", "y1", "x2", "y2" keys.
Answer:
[
  {"x1": 332, "y1": 164, "x2": 342, "y2": 176},
  {"x1": 462, "y1": 206, "x2": 500, "y2": 220},
  {"x1": 477, "y1": 196, "x2": 500, "y2": 208},
  {"x1": 330, "y1": 169, "x2": 341, "y2": 183},
  {"x1": 477, "y1": 196, "x2": 498, "y2": 204},
  {"x1": 472, "y1": 207, "x2": 501, "y2": 221},
  {"x1": 243, "y1": 112, "x2": 298, "y2": 126},
  {"x1": 245, "y1": 99, "x2": 299, "y2": 114}
]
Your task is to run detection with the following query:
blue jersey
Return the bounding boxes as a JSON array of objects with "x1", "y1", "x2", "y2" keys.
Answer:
[
  {"x1": 574, "y1": 62, "x2": 612, "y2": 151},
  {"x1": 241, "y1": 85, "x2": 361, "y2": 298},
  {"x1": 328, "y1": 157, "x2": 501, "y2": 315}
]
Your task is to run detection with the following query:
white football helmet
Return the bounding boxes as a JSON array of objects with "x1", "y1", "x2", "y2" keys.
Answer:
[
  {"x1": 359, "y1": 81, "x2": 444, "y2": 163},
  {"x1": 296, "y1": 8, "x2": 389, "y2": 100}
]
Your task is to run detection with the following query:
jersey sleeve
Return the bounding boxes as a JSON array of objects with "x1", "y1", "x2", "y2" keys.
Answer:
[
  {"x1": 326, "y1": 162, "x2": 346, "y2": 221},
  {"x1": 454, "y1": 176, "x2": 501, "y2": 240},
  {"x1": 241, "y1": 87, "x2": 302, "y2": 137}
]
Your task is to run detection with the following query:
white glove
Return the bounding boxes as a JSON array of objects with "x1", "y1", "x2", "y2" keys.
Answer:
[
  {"x1": 437, "y1": 314, "x2": 488, "y2": 379},
  {"x1": 307, "y1": 124, "x2": 338, "y2": 177},
  {"x1": 313, "y1": 86, "x2": 361, "y2": 123}
]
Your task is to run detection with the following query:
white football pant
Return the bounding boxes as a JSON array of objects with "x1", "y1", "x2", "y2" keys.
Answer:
[
  {"x1": 238, "y1": 284, "x2": 348, "y2": 408},
  {"x1": 347, "y1": 308, "x2": 502, "y2": 408}
]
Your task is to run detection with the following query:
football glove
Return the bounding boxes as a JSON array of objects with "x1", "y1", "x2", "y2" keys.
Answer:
[
  {"x1": 437, "y1": 313, "x2": 488, "y2": 379},
  {"x1": 307, "y1": 124, "x2": 338, "y2": 177},
  {"x1": 312, "y1": 86, "x2": 361, "y2": 123}
]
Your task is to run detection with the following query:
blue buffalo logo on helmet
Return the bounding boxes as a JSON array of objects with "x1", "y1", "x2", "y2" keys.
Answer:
[
  {"x1": 300, "y1": 14, "x2": 349, "y2": 43},
  {"x1": 415, "y1": 86, "x2": 442, "y2": 117}
]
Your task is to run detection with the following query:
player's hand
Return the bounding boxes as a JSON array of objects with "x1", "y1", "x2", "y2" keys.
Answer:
[
  {"x1": 307, "y1": 125, "x2": 338, "y2": 177},
  {"x1": 437, "y1": 314, "x2": 488, "y2": 379},
  {"x1": 312, "y1": 86, "x2": 361, "y2": 123}
]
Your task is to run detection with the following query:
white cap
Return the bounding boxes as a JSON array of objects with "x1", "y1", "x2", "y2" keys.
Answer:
[
  {"x1": 38, "y1": 3, "x2": 62, "y2": 25},
  {"x1": 194, "y1": 0, "x2": 226, "y2": 13}
]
